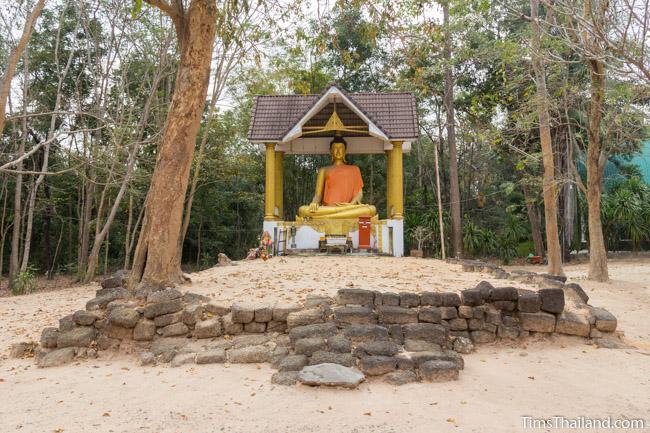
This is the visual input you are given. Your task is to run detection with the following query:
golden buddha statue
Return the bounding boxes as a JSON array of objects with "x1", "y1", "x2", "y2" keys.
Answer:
[{"x1": 298, "y1": 138, "x2": 377, "y2": 220}]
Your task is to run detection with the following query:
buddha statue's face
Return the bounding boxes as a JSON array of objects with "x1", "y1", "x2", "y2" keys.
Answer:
[{"x1": 330, "y1": 141, "x2": 346, "y2": 163}]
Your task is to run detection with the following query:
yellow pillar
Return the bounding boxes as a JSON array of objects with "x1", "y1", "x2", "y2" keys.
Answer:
[
  {"x1": 385, "y1": 147, "x2": 394, "y2": 218},
  {"x1": 274, "y1": 151, "x2": 284, "y2": 220},
  {"x1": 391, "y1": 141, "x2": 404, "y2": 219},
  {"x1": 264, "y1": 143, "x2": 276, "y2": 220}
]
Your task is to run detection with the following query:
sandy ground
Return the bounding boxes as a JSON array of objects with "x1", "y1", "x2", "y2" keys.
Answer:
[{"x1": 1, "y1": 257, "x2": 649, "y2": 433}]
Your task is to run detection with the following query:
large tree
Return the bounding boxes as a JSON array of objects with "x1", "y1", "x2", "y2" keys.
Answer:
[
  {"x1": 528, "y1": 0, "x2": 564, "y2": 276},
  {"x1": 129, "y1": 0, "x2": 218, "y2": 288}
]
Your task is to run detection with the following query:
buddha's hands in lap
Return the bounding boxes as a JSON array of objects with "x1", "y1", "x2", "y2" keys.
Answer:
[{"x1": 308, "y1": 202, "x2": 319, "y2": 212}]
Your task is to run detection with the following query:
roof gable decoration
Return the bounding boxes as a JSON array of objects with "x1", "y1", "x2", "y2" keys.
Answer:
[{"x1": 282, "y1": 86, "x2": 388, "y2": 143}]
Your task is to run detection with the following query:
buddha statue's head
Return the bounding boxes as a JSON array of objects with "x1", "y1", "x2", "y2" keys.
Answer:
[{"x1": 330, "y1": 137, "x2": 347, "y2": 163}]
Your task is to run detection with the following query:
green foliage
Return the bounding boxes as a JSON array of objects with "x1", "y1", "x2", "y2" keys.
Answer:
[
  {"x1": 601, "y1": 177, "x2": 650, "y2": 250},
  {"x1": 12, "y1": 266, "x2": 38, "y2": 296}
]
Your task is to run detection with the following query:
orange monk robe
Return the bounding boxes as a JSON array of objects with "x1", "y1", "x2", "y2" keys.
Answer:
[{"x1": 322, "y1": 164, "x2": 363, "y2": 205}]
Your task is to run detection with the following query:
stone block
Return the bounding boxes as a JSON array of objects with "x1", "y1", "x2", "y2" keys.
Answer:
[
  {"x1": 399, "y1": 292, "x2": 420, "y2": 308},
  {"x1": 378, "y1": 306, "x2": 418, "y2": 324},
  {"x1": 483, "y1": 322, "x2": 497, "y2": 333},
  {"x1": 555, "y1": 311, "x2": 590, "y2": 337},
  {"x1": 333, "y1": 306, "x2": 377, "y2": 325},
  {"x1": 298, "y1": 364, "x2": 365, "y2": 388},
  {"x1": 160, "y1": 322, "x2": 189, "y2": 337},
  {"x1": 475, "y1": 281, "x2": 494, "y2": 301},
  {"x1": 539, "y1": 288, "x2": 565, "y2": 314},
  {"x1": 467, "y1": 318, "x2": 484, "y2": 331},
  {"x1": 395, "y1": 353, "x2": 415, "y2": 370},
  {"x1": 171, "y1": 352, "x2": 196, "y2": 367},
  {"x1": 418, "y1": 307, "x2": 442, "y2": 323},
  {"x1": 449, "y1": 330, "x2": 470, "y2": 339},
  {"x1": 294, "y1": 337, "x2": 327, "y2": 356},
  {"x1": 182, "y1": 305, "x2": 204, "y2": 326},
  {"x1": 388, "y1": 324, "x2": 404, "y2": 344},
  {"x1": 289, "y1": 323, "x2": 337, "y2": 343},
  {"x1": 278, "y1": 354, "x2": 308, "y2": 371},
  {"x1": 452, "y1": 336, "x2": 474, "y2": 354},
  {"x1": 518, "y1": 292, "x2": 541, "y2": 313},
  {"x1": 344, "y1": 324, "x2": 390, "y2": 342},
  {"x1": 272, "y1": 304, "x2": 302, "y2": 321},
  {"x1": 328, "y1": 335, "x2": 352, "y2": 353},
  {"x1": 73, "y1": 310, "x2": 97, "y2": 326},
  {"x1": 497, "y1": 325, "x2": 520, "y2": 339},
  {"x1": 410, "y1": 351, "x2": 464, "y2": 369},
  {"x1": 133, "y1": 319, "x2": 156, "y2": 341},
  {"x1": 564, "y1": 283, "x2": 589, "y2": 304},
  {"x1": 353, "y1": 340, "x2": 401, "y2": 357},
  {"x1": 337, "y1": 288, "x2": 375, "y2": 306},
  {"x1": 37, "y1": 347, "x2": 76, "y2": 368},
  {"x1": 489, "y1": 286, "x2": 518, "y2": 302},
  {"x1": 57, "y1": 327, "x2": 96, "y2": 348},
  {"x1": 309, "y1": 351, "x2": 355, "y2": 367},
  {"x1": 519, "y1": 311, "x2": 556, "y2": 333},
  {"x1": 222, "y1": 313, "x2": 243, "y2": 335},
  {"x1": 418, "y1": 360, "x2": 459, "y2": 382},
  {"x1": 286, "y1": 309, "x2": 324, "y2": 328},
  {"x1": 271, "y1": 371, "x2": 299, "y2": 386},
  {"x1": 41, "y1": 327, "x2": 59, "y2": 348},
  {"x1": 143, "y1": 299, "x2": 183, "y2": 319},
  {"x1": 458, "y1": 306, "x2": 473, "y2": 319},
  {"x1": 154, "y1": 311, "x2": 182, "y2": 328},
  {"x1": 266, "y1": 321, "x2": 287, "y2": 333},
  {"x1": 404, "y1": 339, "x2": 441, "y2": 352},
  {"x1": 419, "y1": 292, "x2": 442, "y2": 306},
  {"x1": 439, "y1": 306, "x2": 458, "y2": 320},
  {"x1": 304, "y1": 295, "x2": 334, "y2": 310},
  {"x1": 461, "y1": 289, "x2": 484, "y2": 306},
  {"x1": 402, "y1": 323, "x2": 447, "y2": 345},
  {"x1": 358, "y1": 356, "x2": 397, "y2": 375},
  {"x1": 470, "y1": 330, "x2": 496, "y2": 344},
  {"x1": 373, "y1": 291, "x2": 383, "y2": 306},
  {"x1": 485, "y1": 306, "x2": 501, "y2": 325},
  {"x1": 244, "y1": 322, "x2": 266, "y2": 333},
  {"x1": 383, "y1": 370, "x2": 417, "y2": 385},
  {"x1": 441, "y1": 292, "x2": 461, "y2": 307},
  {"x1": 196, "y1": 348, "x2": 226, "y2": 364},
  {"x1": 204, "y1": 302, "x2": 231, "y2": 316},
  {"x1": 231, "y1": 304, "x2": 255, "y2": 324},
  {"x1": 194, "y1": 317, "x2": 222, "y2": 339},
  {"x1": 381, "y1": 292, "x2": 400, "y2": 306},
  {"x1": 591, "y1": 307, "x2": 617, "y2": 332},
  {"x1": 254, "y1": 306, "x2": 273, "y2": 322},
  {"x1": 59, "y1": 314, "x2": 75, "y2": 331},
  {"x1": 147, "y1": 288, "x2": 182, "y2": 303},
  {"x1": 86, "y1": 288, "x2": 131, "y2": 311},
  {"x1": 448, "y1": 318, "x2": 468, "y2": 331},
  {"x1": 492, "y1": 301, "x2": 516, "y2": 312},
  {"x1": 228, "y1": 345, "x2": 271, "y2": 363}
]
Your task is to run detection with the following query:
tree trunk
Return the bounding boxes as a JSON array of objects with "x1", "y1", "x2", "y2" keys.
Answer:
[
  {"x1": 8, "y1": 58, "x2": 29, "y2": 289},
  {"x1": 586, "y1": 58, "x2": 609, "y2": 281},
  {"x1": 433, "y1": 138, "x2": 446, "y2": 259},
  {"x1": 130, "y1": 0, "x2": 217, "y2": 288},
  {"x1": 522, "y1": 181, "x2": 545, "y2": 257},
  {"x1": 529, "y1": 0, "x2": 564, "y2": 276},
  {"x1": 443, "y1": 1, "x2": 463, "y2": 258},
  {"x1": 0, "y1": 0, "x2": 44, "y2": 135}
]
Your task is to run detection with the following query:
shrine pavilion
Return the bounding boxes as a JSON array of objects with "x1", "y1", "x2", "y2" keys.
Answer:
[{"x1": 248, "y1": 83, "x2": 419, "y2": 256}]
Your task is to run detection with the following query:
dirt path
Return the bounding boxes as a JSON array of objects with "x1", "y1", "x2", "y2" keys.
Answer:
[{"x1": 1, "y1": 257, "x2": 649, "y2": 433}]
